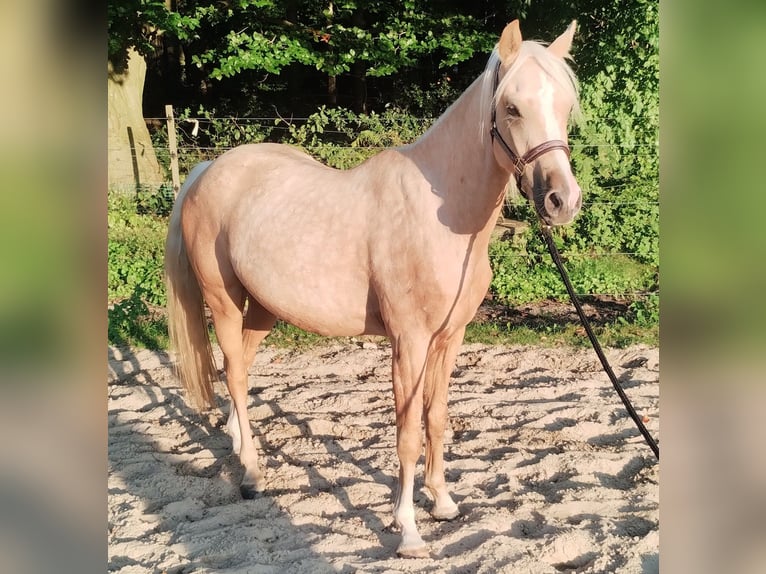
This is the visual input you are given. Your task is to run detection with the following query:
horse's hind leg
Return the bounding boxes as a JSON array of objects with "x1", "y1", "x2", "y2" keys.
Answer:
[
  {"x1": 226, "y1": 297, "x2": 276, "y2": 455},
  {"x1": 204, "y1": 282, "x2": 266, "y2": 498},
  {"x1": 423, "y1": 328, "x2": 464, "y2": 521},
  {"x1": 242, "y1": 296, "x2": 277, "y2": 367}
]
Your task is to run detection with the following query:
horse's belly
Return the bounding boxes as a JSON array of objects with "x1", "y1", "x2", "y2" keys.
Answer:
[
  {"x1": 229, "y1": 239, "x2": 382, "y2": 337},
  {"x1": 272, "y1": 298, "x2": 383, "y2": 337},
  {"x1": 248, "y1": 274, "x2": 381, "y2": 337}
]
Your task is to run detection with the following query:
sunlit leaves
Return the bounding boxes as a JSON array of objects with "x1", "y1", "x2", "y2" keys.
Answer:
[{"x1": 159, "y1": 1, "x2": 497, "y2": 79}]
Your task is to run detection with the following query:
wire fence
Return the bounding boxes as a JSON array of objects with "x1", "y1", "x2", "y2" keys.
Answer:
[
  {"x1": 111, "y1": 113, "x2": 659, "y2": 196},
  {"x1": 116, "y1": 112, "x2": 659, "y2": 179}
]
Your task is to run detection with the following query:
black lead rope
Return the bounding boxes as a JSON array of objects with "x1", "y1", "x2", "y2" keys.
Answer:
[{"x1": 540, "y1": 225, "x2": 660, "y2": 460}]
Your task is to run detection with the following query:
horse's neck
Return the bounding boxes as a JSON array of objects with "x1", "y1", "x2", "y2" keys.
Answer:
[{"x1": 405, "y1": 76, "x2": 508, "y2": 236}]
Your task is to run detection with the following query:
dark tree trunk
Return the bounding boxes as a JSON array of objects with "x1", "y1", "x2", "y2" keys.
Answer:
[
  {"x1": 350, "y1": 8, "x2": 367, "y2": 113},
  {"x1": 327, "y1": 75, "x2": 338, "y2": 105},
  {"x1": 352, "y1": 61, "x2": 367, "y2": 113}
]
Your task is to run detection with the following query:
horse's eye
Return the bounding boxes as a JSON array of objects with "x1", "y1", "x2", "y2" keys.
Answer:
[{"x1": 506, "y1": 104, "x2": 521, "y2": 119}]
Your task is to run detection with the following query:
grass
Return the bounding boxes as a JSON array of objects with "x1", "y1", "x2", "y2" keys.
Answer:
[
  {"x1": 464, "y1": 319, "x2": 658, "y2": 348},
  {"x1": 263, "y1": 321, "x2": 328, "y2": 349},
  {"x1": 108, "y1": 301, "x2": 658, "y2": 352}
]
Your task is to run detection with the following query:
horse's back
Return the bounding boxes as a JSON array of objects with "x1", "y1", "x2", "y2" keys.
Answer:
[{"x1": 221, "y1": 142, "x2": 328, "y2": 172}]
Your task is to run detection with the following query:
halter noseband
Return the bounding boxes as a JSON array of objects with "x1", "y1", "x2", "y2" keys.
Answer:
[{"x1": 489, "y1": 61, "x2": 571, "y2": 198}]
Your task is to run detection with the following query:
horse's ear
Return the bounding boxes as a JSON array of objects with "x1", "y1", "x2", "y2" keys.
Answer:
[
  {"x1": 548, "y1": 20, "x2": 577, "y2": 58},
  {"x1": 498, "y1": 20, "x2": 522, "y2": 64}
]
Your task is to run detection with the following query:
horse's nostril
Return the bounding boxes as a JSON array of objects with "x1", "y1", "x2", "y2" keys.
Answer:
[{"x1": 548, "y1": 191, "x2": 562, "y2": 210}]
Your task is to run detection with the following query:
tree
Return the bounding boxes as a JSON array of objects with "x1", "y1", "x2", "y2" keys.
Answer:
[
  {"x1": 152, "y1": 0, "x2": 509, "y2": 114},
  {"x1": 108, "y1": 1, "x2": 184, "y2": 191}
]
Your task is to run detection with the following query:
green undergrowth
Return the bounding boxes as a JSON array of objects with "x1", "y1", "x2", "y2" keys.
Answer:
[
  {"x1": 263, "y1": 321, "x2": 328, "y2": 350},
  {"x1": 108, "y1": 192, "x2": 168, "y2": 306},
  {"x1": 463, "y1": 318, "x2": 658, "y2": 348},
  {"x1": 255, "y1": 315, "x2": 658, "y2": 350},
  {"x1": 108, "y1": 289, "x2": 170, "y2": 350},
  {"x1": 108, "y1": 308, "x2": 657, "y2": 352}
]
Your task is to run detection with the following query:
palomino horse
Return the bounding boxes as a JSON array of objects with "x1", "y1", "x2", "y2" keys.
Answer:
[{"x1": 165, "y1": 20, "x2": 582, "y2": 557}]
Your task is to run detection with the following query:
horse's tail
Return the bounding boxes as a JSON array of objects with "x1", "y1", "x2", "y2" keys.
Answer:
[{"x1": 164, "y1": 162, "x2": 218, "y2": 411}]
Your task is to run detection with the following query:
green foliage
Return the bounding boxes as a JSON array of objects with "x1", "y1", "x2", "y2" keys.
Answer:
[
  {"x1": 108, "y1": 0, "x2": 199, "y2": 72},
  {"x1": 626, "y1": 292, "x2": 660, "y2": 327},
  {"x1": 108, "y1": 191, "x2": 171, "y2": 349},
  {"x1": 567, "y1": 0, "x2": 659, "y2": 263},
  {"x1": 108, "y1": 192, "x2": 168, "y2": 306},
  {"x1": 265, "y1": 321, "x2": 325, "y2": 349},
  {"x1": 152, "y1": 106, "x2": 277, "y2": 175},
  {"x1": 278, "y1": 106, "x2": 430, "y2": 168},
  {"x1": 181, "y1": 107, "x2": 276, "y2": 148},
  {"x1": 183, "y1": 0, "x2": 498, "y2": 79},
  {"x1": 151, "y1": 104, "x2": 432, "y2": 174},
  {"x1": 108, "y1": 287, "x2": 169, "y2": 350},
  {"x1": 392, "y1": 76, "x2": 462, "y2": 117},
  {"x1": 136, "y1": 184, "x2": 175, "y2": 218},
  {"x1": 489, "y1": 228, "x2": 654, "y2": 306}
]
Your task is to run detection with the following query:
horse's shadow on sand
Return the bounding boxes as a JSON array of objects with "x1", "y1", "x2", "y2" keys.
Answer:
[
  {"x1": 108, "y1": 347, "x2": 341, "y2": 572},
  {"x1": 245, "y1": 375, "x2": 404, "y2": 558}
]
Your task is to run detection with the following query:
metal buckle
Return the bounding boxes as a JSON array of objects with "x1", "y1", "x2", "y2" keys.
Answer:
[{"x1": 513, "y1": 157, "x2": 526, "y2": 176}]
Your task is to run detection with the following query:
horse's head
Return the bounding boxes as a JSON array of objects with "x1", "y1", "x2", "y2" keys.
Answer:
[{"x1": 489, "y1": 20, "x2": 582, "y2": 226}]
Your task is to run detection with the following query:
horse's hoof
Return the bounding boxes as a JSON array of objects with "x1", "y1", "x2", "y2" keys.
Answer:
[
  {"x1": 432, "y1": 505, "x2": 460, "y2": 521},
  {"x1": 240, "y1": 483, "x2": 264, "y2": 499},
  {"x1": 396, "y1": 541, "x2": 430, "y2": 559}
]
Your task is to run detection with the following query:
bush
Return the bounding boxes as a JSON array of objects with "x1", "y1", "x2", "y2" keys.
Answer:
[
  {"x1": 108, "y1": 286, "x2": 169, "y2": 350},
  {"x1": 108, "y1": 191, "x2": 168, "y2": 306},
  {"x1": 152, "y1": 106, "x2": 277, "y2": 175},
  {"x1": 489, "y1": 224, "x2": 654, "y2": 305},
  {"x1": 279, "y1": 106, "x2": 431, "y2": 169}
]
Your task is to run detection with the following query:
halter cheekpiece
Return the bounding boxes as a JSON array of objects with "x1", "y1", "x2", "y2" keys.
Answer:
[{"x1": 489, "y1": 60, "x2": 571, "y2": 198}]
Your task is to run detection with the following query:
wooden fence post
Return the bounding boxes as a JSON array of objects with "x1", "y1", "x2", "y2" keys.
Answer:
[{"x1": 165, "y1": 104, "x2": 181, "y2": 196}]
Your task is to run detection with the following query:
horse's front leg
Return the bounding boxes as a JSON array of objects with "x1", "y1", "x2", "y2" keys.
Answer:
[
  {"x1": 390, "y1": 332, "x2": 430, "y2": 558},
  {"x1": 423, "y1": 328, "x2": 464, "y2": 521}
]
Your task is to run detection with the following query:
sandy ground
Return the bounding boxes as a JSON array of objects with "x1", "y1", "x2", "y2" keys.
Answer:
[{"x1": 108, "y1": 342, "x2": 659, "y2": 573}]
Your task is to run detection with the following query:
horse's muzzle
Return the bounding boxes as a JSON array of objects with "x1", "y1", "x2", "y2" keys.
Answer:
[{"x1": 542, "y1": 184, "x2": 582, "y2": 225}]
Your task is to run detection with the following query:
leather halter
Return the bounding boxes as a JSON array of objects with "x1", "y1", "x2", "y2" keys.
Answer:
[{"x1": 489, "y1": 61, "x2": 571, "y2": 198}]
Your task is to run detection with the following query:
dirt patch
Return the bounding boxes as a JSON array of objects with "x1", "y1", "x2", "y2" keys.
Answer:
[
  {"x1": 474, "y1": 295, "x2": 634, "y2": 328},
  {"x1": 108, "y1": 343, "x2": 659, "y2": 573}
]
